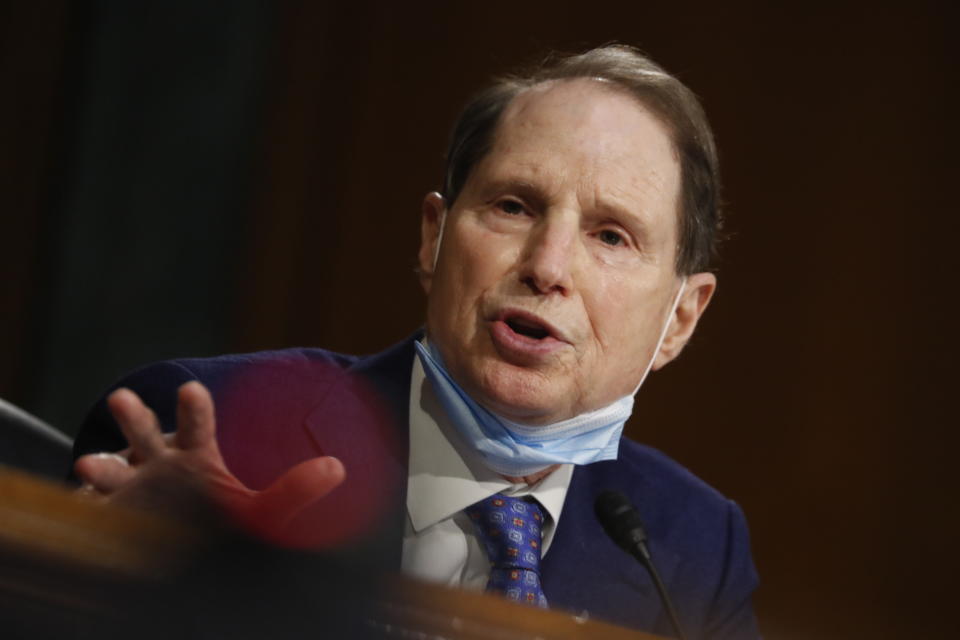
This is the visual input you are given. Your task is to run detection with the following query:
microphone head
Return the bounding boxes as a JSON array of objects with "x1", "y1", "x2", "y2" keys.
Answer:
[{"x1": 594, "y1": 490, "x2": 649, "y2": 556}]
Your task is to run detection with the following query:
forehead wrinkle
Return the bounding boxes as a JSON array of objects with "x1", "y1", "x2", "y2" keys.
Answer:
[
  {"x1": 502, "y1": 84, "x2": 675, "y2": 170},
  {"x1": 572, "y1": 151, "x2": 674, "y2": 220},
  {"x1": 597, "y1": 163, "x2": 675, "y2": 216},
  {"x1": 476, "y1": 151, "x2": 571, "y2": 202},
  {"x1": 482, "y1": 79, "x2": 681, "y2": 236}
]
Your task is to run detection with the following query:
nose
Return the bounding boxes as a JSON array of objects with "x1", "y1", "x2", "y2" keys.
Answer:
[{"x1": 519, "y1": 214, "x2": 578, "y2": 295}]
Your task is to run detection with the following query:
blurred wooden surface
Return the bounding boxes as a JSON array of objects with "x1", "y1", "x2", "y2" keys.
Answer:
[
  {"x1": 0, "y1": 466, "x2": 656, "y2": 639},
  {"x1": 0, "y1": 466, "x2": 198, "y2": 576},
  {"x1": 0, "y1": 465, "x2": 203, "y2": 628},
  {"x1": 373, "y1": 576, "x2": 659, "y2": 640}
]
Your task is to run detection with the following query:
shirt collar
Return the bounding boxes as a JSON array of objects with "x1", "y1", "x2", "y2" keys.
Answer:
[{"x1": 406, "y1": 351, "x2": 572, "y2": 550}]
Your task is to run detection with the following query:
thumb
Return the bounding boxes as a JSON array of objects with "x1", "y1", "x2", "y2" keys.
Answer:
[{"x1": 248, "y1": 456, "x2": 346, "y2": 533}]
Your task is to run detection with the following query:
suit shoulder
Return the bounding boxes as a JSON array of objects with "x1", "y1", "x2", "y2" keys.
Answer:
[
  {"x1": 73, "y1": 347, "x2": 361, "y2": 460},
  {"x1": 168, "y1": 347, "x2": 360, "y2": 382},
  {"x1": 577, "y1": 438, "x2": 745, "y2": 558},
  {"x1": 612, "y1": 437, "x2": 729, "y2": 506}
]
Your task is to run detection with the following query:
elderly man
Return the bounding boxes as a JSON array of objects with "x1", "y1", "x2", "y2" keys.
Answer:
[{"x1": 73, "y1": 46, "x2": 759, "y2": 639}]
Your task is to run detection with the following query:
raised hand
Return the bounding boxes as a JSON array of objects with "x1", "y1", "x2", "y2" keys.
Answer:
[{"x1": 74, "y1": 381, "x2": 346, "y2": 544}]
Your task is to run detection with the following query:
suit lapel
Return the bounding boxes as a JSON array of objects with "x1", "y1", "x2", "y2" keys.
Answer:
[{"x1": 302, "y1": 334, "x2": 417, "y2": 566}]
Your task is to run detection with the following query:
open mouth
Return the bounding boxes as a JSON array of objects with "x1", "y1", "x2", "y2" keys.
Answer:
[
  {"x1": 505, "y1": 316, "x2": 551, "y2": 340},
  {"x1": 489, "y1": 309, "x2": 567, "y2": 358}
]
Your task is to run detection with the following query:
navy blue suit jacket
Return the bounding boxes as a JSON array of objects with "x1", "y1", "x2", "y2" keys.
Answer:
[{"x1": 74, "y1": 335, "x2": 760, "y2": 639}]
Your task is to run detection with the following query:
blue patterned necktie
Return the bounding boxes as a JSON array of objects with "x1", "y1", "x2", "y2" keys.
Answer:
[{"x1": 465, "y1": 493, "x2": 548, "y2": 608}]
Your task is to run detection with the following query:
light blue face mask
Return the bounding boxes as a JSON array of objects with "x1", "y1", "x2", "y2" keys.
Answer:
[{"x1": 414, "y1": 282, "x2": 686, "y2": 477}]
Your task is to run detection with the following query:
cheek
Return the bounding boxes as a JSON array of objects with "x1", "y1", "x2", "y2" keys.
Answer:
[
  {"x1": 429, "y1": 227, "x2": 509, "y2": 329},
  {"x1": 584, "y1": 276, "x2": 662, "y2": 353},
  {"x1": 444, "y1": 225, "x2": 519, "y2": 291}
]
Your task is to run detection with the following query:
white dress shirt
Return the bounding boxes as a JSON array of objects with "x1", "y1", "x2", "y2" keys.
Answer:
[{"x1": 401, "y1": 350, "x2": 574, "y2": 590}]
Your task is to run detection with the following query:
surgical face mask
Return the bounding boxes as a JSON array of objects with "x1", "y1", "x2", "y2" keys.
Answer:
[{"x1": 415, "y1": 280, "x2": 687, "y2": 477}]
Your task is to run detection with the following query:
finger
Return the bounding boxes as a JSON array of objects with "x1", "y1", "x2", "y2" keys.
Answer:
[
  {"x1": 254, "y1": 456, "x2": 346, "y2": 527},
  {"x1": 75, "y1": 483, "x2": 102, "y2": 501},
  {"x1": 74, "y1": 452, "x2": 137, "y2": 493},
  {"x1": 174, "y1": 381, "x2": 217, "y2": 451},
  {"x1": 107, "y1": 388, "x2": 167, "y2": 460}
]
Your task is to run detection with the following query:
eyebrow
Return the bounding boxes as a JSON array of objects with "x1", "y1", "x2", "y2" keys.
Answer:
[
  {"x1": 475, "y1": 178, "x2": 549, "y2": 210},
  {"x1": 477, "y1": 178, "x2": 541, "y2": 199},
  {"x1": 476, "y1": 176, "x2": 663, "y2": 248}
]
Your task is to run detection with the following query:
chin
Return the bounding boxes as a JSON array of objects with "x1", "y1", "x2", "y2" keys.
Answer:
[{"x1": 471, "y1": 359, "x2": 570, "y2": 425}]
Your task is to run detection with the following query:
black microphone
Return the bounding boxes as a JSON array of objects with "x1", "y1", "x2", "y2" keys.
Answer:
[{"x1": 594, "y1": 490, "x2": 688, "y2": 640}]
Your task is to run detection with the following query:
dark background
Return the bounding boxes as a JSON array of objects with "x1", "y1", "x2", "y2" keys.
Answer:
[{"x1": 2, "y1": 1, "x2": 957, "y2": 638}]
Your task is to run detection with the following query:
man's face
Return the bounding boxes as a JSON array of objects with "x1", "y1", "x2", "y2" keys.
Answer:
[{"x1": 419, "y1": 79, "x2": 714, "y2": 425}]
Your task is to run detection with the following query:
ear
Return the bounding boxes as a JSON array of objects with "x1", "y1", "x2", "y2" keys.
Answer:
[
  {"x1": 417, "y1": 191, "x2": 447, "y2": 294},
  {"x1": 652, "y1": 272, "x2": 717, "y2": 370}
]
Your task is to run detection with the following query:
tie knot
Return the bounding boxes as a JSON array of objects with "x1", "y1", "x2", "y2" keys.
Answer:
[{"x1": 465, "y1": 494, "x2": 545, "y2": 570}]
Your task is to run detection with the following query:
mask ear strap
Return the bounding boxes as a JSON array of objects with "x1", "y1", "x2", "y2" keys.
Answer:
[
  {"x1": 432, "y1": 208, "x2": 447, "y2": 271},
  {"x1": 631, "y1": 279, "x2": 687, "y2": 395}
]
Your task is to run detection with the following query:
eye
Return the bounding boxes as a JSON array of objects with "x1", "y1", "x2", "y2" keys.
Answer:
[
  {"x1": 496, "y1": 199, "x2": 526, "y2": 215},
  {"x1": 597, "y1": 229, "x2": 626, "y2": 247}
]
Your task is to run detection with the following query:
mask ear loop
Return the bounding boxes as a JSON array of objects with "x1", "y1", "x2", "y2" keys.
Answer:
[
  {"x1": 631, "y1": 278, "x2": 687, "y2": 395},
  {"x1": 431, "y1": 207, "x2": 447, "y2": 271}
]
